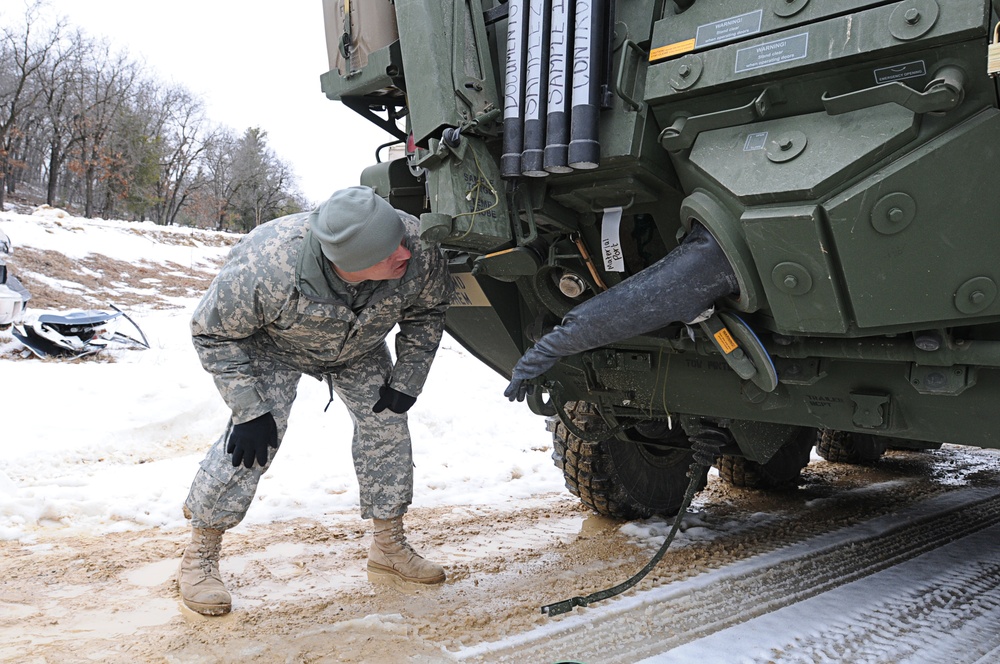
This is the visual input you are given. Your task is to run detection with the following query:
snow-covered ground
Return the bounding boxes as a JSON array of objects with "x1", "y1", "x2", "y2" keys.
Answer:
[{"x1": 0, "y1": 206, "x2": 561, "y2": 542}]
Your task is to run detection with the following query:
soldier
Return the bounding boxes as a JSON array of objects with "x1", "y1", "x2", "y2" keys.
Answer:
[{"x1": 178, "y1": 186, "x2": 453, "y2": 616}]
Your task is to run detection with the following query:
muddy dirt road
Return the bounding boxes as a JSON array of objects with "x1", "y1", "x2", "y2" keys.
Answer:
[{"x1": 3, "y1": 444, "x2": 1000, "y2": 663}]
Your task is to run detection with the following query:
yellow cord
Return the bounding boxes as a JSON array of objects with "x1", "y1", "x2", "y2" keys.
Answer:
[{"x1": 451, "y1": 149, "x2": 499, "y2": 240}]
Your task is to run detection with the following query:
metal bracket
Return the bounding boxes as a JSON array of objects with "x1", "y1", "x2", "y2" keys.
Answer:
[{"x1": 850, "y1": 393, "x2": 890, "y2": 429}]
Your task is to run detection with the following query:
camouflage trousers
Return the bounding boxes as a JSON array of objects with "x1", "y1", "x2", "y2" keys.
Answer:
[{"x1": 184, "y1": 342, "x2": 413, "y2": 530}]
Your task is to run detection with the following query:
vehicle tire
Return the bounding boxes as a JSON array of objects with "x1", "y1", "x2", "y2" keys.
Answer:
[
  {"x1": 717, "y1": 427, "x2": 815, "y2": 489},
  {"x1": 550, "y1": 401, "x2": 706, "y2": 519},
  {"x1": 816, "y1": 429, "x2": 887, "y2": 464}
]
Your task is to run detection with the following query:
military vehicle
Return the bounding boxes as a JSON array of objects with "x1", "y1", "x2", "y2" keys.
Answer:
[{"x1": 320, "y1": 0, "x2": 1000, "y2": 520}]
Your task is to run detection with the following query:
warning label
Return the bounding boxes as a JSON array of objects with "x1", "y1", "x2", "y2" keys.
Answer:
[
  {"x1": 735, "y1": 33, "x2": 809, "y2": 73},
  {"x1": 714, "y1": 328, "x2": 739, "y2": 354},
  {"x1": 696, "y1": 10, "x2": 763, "y2": 48}
]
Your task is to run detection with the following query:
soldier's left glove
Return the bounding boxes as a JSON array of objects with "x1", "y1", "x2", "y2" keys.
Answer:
[{"x1": 372, "y1": 385, "x2": 417, "y2": 414}]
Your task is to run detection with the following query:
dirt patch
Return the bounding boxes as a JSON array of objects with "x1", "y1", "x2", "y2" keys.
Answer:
[{"x1": 10, "y1": 246, "x2": 224, "y2": 312}]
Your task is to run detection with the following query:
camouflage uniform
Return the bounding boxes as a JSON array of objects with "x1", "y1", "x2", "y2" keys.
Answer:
[{"x1": 184, "y1": 210, "x2": 452, "y2": 530}]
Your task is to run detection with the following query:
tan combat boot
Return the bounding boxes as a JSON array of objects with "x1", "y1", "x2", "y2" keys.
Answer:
[
  {"x1": 177, "y1": 527, "x2": 232, "y2": 615},
  {"x1": 367, "y1": 516, "x2": 446, "y2": 585}
]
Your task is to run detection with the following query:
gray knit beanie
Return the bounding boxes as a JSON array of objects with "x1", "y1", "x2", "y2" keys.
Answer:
[{"x1": 310, "y1": 186, "x2": 405, "y2": 272}]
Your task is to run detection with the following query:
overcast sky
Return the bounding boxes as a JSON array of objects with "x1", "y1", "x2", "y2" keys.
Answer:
[{"x1": 36, "y1": 0, "x2": 393, "y2": 207}]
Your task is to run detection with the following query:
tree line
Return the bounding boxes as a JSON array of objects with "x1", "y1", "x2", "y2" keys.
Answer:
[{"x1": 0, "y1": 1, "x2": 307, "y2": 231}]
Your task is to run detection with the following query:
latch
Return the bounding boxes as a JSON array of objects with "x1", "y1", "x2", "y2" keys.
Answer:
[
  {"x1": 822, "y1": 65, "x2": 966, "y2": 116},
  {"x1": 990, "y1": 23, "x2": 1000, "y2": 77}
]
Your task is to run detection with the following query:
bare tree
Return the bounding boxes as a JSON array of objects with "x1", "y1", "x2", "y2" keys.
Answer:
[
  {"x1": 68, "y1": 41, "x2": 140, "y2": 218},
  {"x1": 151, "y1": 84, "x2": 208, "y2": 225},
  {"x1": 197, "y1": 126, "x2": 241, "y2": 230},
  {"x1": 36, "y1": 28, "x2": 86, "y2": 205},
  {"x1": 0, "y1": 0, "x2": 63, "y2": 209}
]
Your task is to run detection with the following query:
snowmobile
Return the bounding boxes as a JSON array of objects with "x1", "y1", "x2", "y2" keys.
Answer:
[
  {"x1": 2, "y1": 229, "x2": 148, "y2": 358},
  {"x1": 11, "y1": 307, "x2": 150, "y2": 359}
]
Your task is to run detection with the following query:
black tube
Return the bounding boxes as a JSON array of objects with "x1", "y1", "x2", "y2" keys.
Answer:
[
  {"x1": 502, "y1": 0, "x2": 529, "y2": 178},
  {"x1": 521, "y1": 0, "x2": 551, "y2": 177},
  {"x1": 544, "y1": 0, "x2": 574, "y2": 173},
  {"x1": 568, "y1": 0, "x2": 603, "y2": 170},
  {"x1": 505, "y1": 225, "x2": 739, "y2": 398}
]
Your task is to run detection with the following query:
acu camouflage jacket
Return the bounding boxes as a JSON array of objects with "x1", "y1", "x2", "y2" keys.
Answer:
[{"x1": 191, "y1": 210, "x2": 453, "y2": 424}]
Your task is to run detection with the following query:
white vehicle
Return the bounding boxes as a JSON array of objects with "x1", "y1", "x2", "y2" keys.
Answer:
[{"x1": 0, "y1": 229, "x2": 29, "y2": 327}]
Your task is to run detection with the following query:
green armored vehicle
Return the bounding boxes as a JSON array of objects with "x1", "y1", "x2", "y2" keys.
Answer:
[{"x1": 321, "y1": 0, "x2": 1000, "y2": 519}]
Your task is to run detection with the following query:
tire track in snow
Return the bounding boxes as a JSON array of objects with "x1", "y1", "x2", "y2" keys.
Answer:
[
  {"x1": 767, "y1": 557, "x2": 1000, "y2": 663},
  {"x1": 456, "y1": 488, "x2": 1000, "y2": 663}
]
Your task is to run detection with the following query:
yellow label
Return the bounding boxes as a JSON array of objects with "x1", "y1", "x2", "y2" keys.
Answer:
[
  {"x1": 649, "y1": 39, "x2": 696, "y2": 62},
  {"x1": 714, "y1": 328, "x2": 739, "y2": 354},
  {"x1": 450, "y1": 273, "x2": 491, "y2": 307}
]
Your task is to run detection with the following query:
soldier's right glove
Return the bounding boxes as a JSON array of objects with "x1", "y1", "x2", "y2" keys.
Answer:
[
  {"x1": 372, "y1": 385, "x2": 417, "y2": 414},
  {"x1": 504, "y1": 377, "x2": 535, "y2": 402},
  {"x1": 227, "y1": 412, "x2": 278, "y2": 469}
]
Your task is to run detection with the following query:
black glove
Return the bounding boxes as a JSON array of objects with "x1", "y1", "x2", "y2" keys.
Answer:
[
  {"x1": 504, "y1": 377, "x2": 535, "y2": 402},
  {"x1": 227, "y1": 412, "x2": 278, "y2": 469},
  {"x1": 372, "y1": 385, "x2": 417, "y2": 414}
]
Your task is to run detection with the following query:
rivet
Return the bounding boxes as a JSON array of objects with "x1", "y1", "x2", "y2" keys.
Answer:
[{"x1": 971, "y1": 290, "x2": 986, "y2": 305}]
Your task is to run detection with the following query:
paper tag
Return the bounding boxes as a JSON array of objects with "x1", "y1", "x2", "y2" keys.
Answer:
[{"x1": 601, "y1": 207, "x2": 625, "y2": 273}]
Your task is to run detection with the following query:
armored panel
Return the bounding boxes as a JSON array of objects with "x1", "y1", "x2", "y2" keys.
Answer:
[
  {"x1": 742, "y1": 206, "x2": 849, "y2": 334},
  {"x1": 824, "y1": 109, "x2": 1000, "y2": 329},
  {"x1": 689, "y1": 105, "x2": 917, "y2": 205}
]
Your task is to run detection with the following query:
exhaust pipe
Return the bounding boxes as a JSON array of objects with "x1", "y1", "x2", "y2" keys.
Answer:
[
  {"x1": 544, "y1": 0, "x2": 574, "y2": 173},
  {"x1": 521, "y1": 0, "x2": 551, "y2": 177},
  {"x1": 502, "y1": 0, "x2": 529, "y2": 178},
  {"x1": 568, "y1": 0, "x2": 603, "y2": 170}
]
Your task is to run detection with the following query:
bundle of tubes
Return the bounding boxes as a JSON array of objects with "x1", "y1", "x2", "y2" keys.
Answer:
[{"x1": 502, "y1": 0, "x2": 604, "y2": 178}]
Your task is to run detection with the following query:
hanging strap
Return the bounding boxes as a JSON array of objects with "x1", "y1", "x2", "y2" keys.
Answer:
[{"x1": 323, "y1": 374, "x2": 336, "y2": 412}]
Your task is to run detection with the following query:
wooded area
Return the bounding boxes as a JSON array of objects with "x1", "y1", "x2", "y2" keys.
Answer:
[{"x1": 0, "y1": 1, "x2": 307, "y2": 230}]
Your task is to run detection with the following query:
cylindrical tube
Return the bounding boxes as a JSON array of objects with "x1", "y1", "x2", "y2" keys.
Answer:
[
  {"x1": 521, "y1": 0, "x2": 551, "y2": 177},
  {"x1": 544, "y1": 0, "x2": 573, "y2": 173},
  {"x1": 568, "y1": 0, "x2": 603, "y2": 170},
  {"x1": 502, "y1": 0, "x2": 529, "y2": 178}
]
